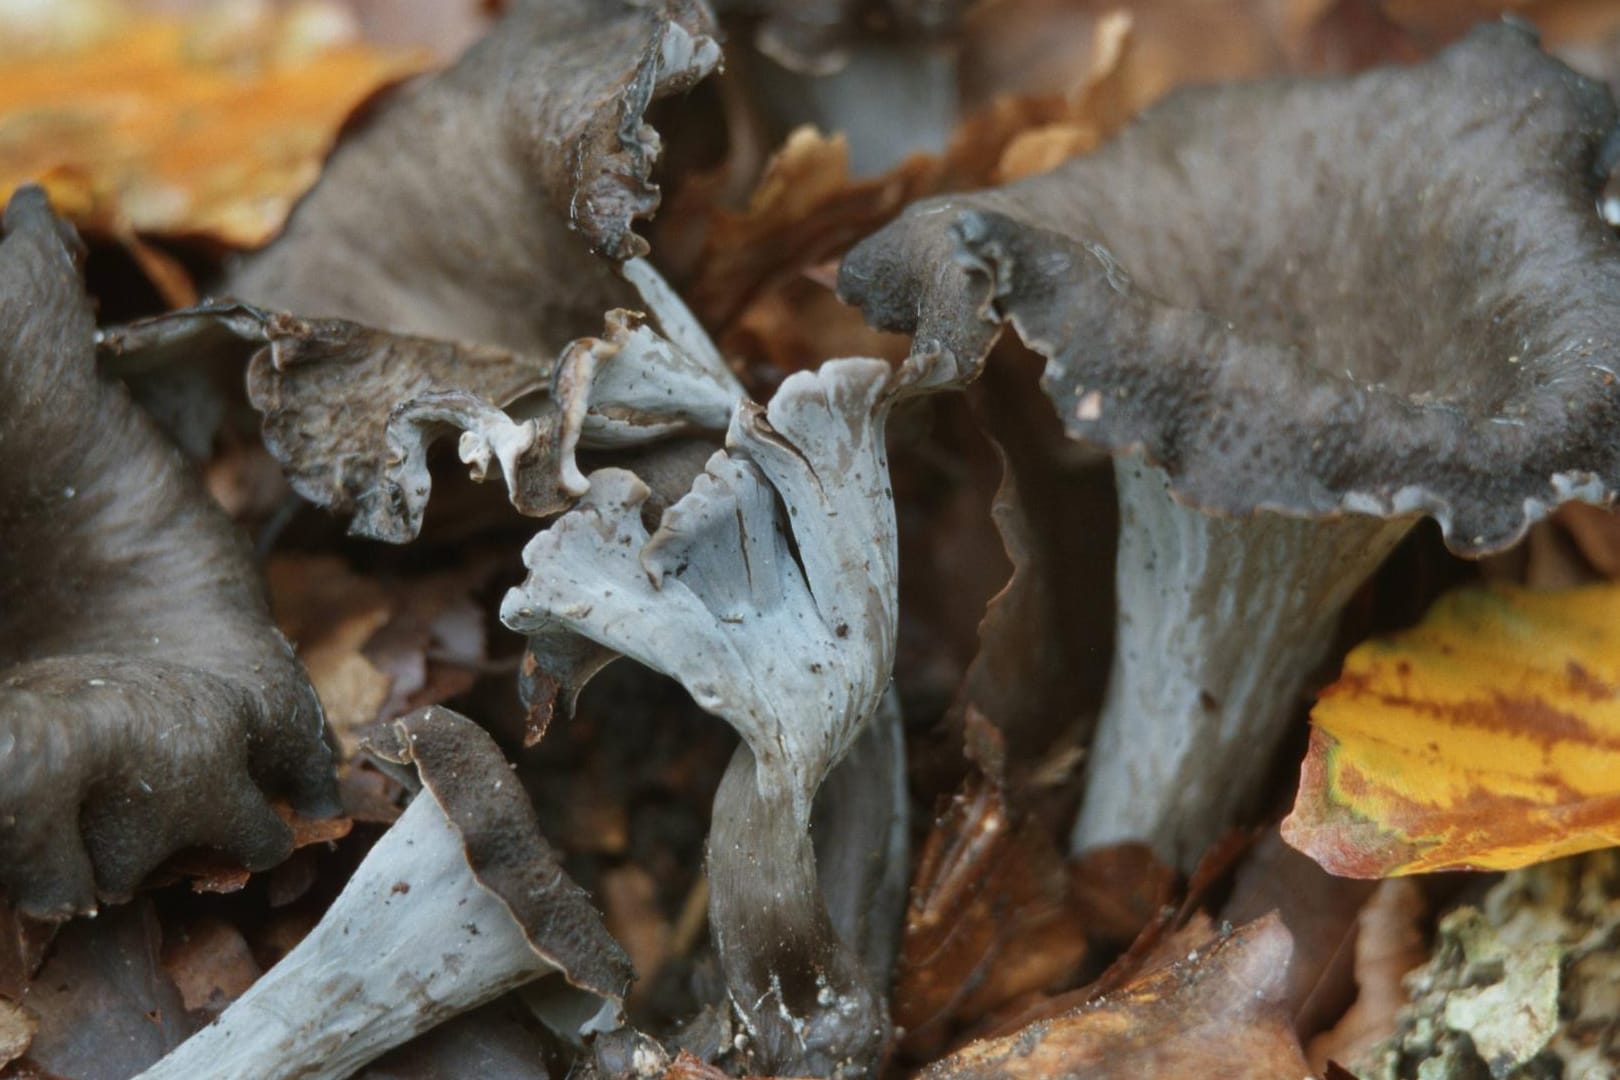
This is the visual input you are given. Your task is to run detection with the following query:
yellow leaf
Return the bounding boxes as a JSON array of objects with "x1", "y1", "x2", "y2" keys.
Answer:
[
  {"x1": 1283, "y1": 582, "x2": 1620, "y2": 877},
  {"x1": 0, "y1": 0, "x2": 428, "y2": 247}
]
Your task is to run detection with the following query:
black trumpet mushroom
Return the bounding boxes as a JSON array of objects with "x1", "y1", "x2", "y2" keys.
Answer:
[
  {"x1": 0, "y1": 188, "x2": 338, "y2": 919},
  {"x1": 839, "y1": 22, "x2": 1620, "y2": 868}
]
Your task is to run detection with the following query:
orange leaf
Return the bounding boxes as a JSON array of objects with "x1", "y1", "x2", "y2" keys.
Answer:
[
  {"x1": 920, "y1": 914, "x2": 1315, "y2": 1079},
  {"x1": 0, "y1": 2, "x2": 428, "y2": 247},
  {"x1": 1284, "y1": 582, "x2": 1620, "y2": 876}
]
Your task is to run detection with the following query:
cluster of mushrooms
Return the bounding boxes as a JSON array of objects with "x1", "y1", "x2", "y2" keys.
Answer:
[{"x1": 6, "y1": 2, "x2": 1620, "y2": 1077}]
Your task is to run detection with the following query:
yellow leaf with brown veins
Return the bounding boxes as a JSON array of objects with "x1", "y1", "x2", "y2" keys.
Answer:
[{"x1": 1285, "y1": 582, "x2": 1620, "y2": 877}]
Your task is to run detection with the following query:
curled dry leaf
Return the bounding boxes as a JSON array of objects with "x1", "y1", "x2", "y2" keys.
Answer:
[
  {"x1": 137, "y1": 706, "x2": 632, "y2": 1080},
  {"x1": 1555, "y1": 502, "x2": 1620, "y2": 578},
  {"x1": 0, "y1": 188, "x2": 338, "y2": 921},
  {"x1": 842, "y1": 23, "x2": 1620, "y2": 868},
  {"x1": 1284, "y1": 581, "x2": 1620, "y2": 876},
  {"x1": 1220, "y1": 829, "x2": 1377, "y2": 1036},
  {"x1": 919, "y1": 913, "x2": 1316, "y2": 1080},
  {"x1": 0, "y1": 0, "x2": 427, "y2": 246},
  {"x1": 687, "y1": 127, "x2": 938, "y2": 329}
]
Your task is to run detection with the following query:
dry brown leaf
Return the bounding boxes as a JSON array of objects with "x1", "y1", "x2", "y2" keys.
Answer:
[
  {"x1": 600, "y1": 865, "x2": 671, "y2": 1005},
  {"x1": 1556, "y1": 502, "x2": 1620, "y2": 578},
  {"x1": 921, "y1": 914, "x2": 1317, "y2": 1079},
  {"x1": 1308, "y1": 879, "x2": 1429, "y2": 1073},
  {"x1": 266, "y1": 555, "x2": 393, "y2": 755},
  {"x1": 894, "y1": 774, "x2": 1089, "y2": 1060},
  {"x1": 161, "y1": 918, "x2": 261, "y2": 1017},
  {"x1": 687, "y1": 127, "x2": 938, "y2": 328},
  {"x1": 161, "y1": 803, "x2": 353, "y2": 896},
  {"x1": 1222, "y1": 829, "x2": 1376, "y2": 1035},
  {"x1": 0, "y1": 1, "x2": 427, "y2": 247},
  {"x1": 0, "y1": 998, "x2": 36, "y2": 1070},
  {"x1": 1067, "y1": 843, "x2": 1175, "y2": 947}
]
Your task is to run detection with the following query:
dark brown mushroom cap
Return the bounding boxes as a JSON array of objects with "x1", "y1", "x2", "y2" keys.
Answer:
[
  {"x1": 0, "y1": 189, "x2": 338, "y2": 920},
  {"x1": 100, "y1": 302, "x2": 558, "y2": 543},
  {"x1": 369, "y1": 706, "x2": 633, "y2": 1007},
  {"x1": 227, "y1": 0, "x2": 719, "y2": 355},
  {"x1": 840, "y1": 22, "x2": 1620, "y2": 555}
]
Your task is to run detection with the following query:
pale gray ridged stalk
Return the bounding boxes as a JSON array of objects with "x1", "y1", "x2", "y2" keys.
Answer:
[{"x1": 1071, "y1": 457, "x2": 1414, "y2": 866}]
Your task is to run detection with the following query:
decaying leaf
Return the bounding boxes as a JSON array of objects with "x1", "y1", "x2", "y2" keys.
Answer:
[
  {"x1": 358, "y1": 999, "x2": 550, "y2": 1080},
  {"x1": 0, "y1": 997, "x2": 35, "y2": 1070},
  {"x1": 266, "y1": 555, "x2": 393, "y2": 751},
  {"x1": 1284, "y1": 581, "x2": 1620, "y2": 877},
  {"x1": 0, "y1": 0, "x2": 427, "y2": 246},
  {"x1": 0, "y1": 188, "x2": 339, "y2": 921},
  {"x1": 161, "y1": 917, "x2": 261, "y2": 1019},
  {"x1": 1309, "y1": 880, "x2": 1429, "y2": 1074},
  {"x1": 920, "y1": 914, "x2": 1316, "y2": 1079},
  {"x1": 893, "y1": 772, "x2": 1089, "y2": 1060},
  {"x1": 12, "y1": 900, "x2": 198, "y2": 1080},
  {"x1": 687, "y1": 127, "x2": 938, "y2": 328}
]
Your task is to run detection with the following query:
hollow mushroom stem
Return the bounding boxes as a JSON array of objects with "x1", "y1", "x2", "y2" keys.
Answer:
[
  {"x1": 138, "y1": 707, "x2": 627, "y2": 1080},
  {"x1": 1071, "y1": 457, "x2": 1415, "y2": 867},
  {"x1": 708, "y1": 746, "x2": 888, "y2": 1074},
  {"x1": 137, "y1": 795, "x2": 552, "y2": 1080}
]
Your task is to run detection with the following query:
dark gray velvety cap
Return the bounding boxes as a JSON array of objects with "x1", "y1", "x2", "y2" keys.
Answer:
[
  {"x1": 0, "y1": 188, "x2": 338, "y2": 919},
  {"x1": 840, "y1": 22, "x2": 1620, "y2": 555},
  {"x1": 372, "y1": 706, "x2": 633, "y2": 1005}
]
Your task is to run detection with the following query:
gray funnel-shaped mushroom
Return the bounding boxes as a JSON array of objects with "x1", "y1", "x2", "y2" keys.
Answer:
[{"x1": 840, "y1": 22, "x2": 1620, "y2": 867}]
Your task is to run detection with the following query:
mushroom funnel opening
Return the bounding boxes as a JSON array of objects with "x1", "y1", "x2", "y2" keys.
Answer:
[{"x1": 838, "y1": 22, "x2": 1620, "y2": 867}]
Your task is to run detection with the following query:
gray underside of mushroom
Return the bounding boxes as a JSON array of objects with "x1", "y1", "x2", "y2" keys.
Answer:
[
  {"x1": 1071, "y1": 457, "x2": 1414, "y2": 866},
  {"x1": 134, "y1": 793, "x2": 550, "y2": 1080},
  {"x1": 136, "y1": 707, "x2": 629, "y2": 1080},
  {"x1": 839, "y1": 22, "x2": 1620, "y2": 864}
]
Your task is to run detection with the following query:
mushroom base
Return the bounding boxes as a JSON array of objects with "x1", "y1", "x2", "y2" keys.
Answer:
[
  {"x1": 137, "y1": 791, "x2": 560, "y2": 1080},
  {"x1": 1071, "y1": 456, "x2": 1414, "y2": 868},
  {"x1": 708, "y1": 744, "x2": 891, "y2": 1078}
]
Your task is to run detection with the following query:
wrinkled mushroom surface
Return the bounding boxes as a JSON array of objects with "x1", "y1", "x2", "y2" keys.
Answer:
[
  {"x1": 138, "y1": 706, "x2": 630, "y2": 1080},
  {"x1": 226, "y1": 0, "x2": 720, "y2": 354},
  {"x1": 503, "y1": 357, "x2": 928, "y2": 1076},
  {"x1": 839, "y1": 23, "x2": 1620, "y2": 865},
  {"x1": 100, "y1": 296, "x2": 742, "y2": 543},
  {"x1": 0, "y1": 188, "x2": 337, "y2": 920},
  {"x1": 843, "y1": 23, "x2": 1620, "y2": 547}
]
